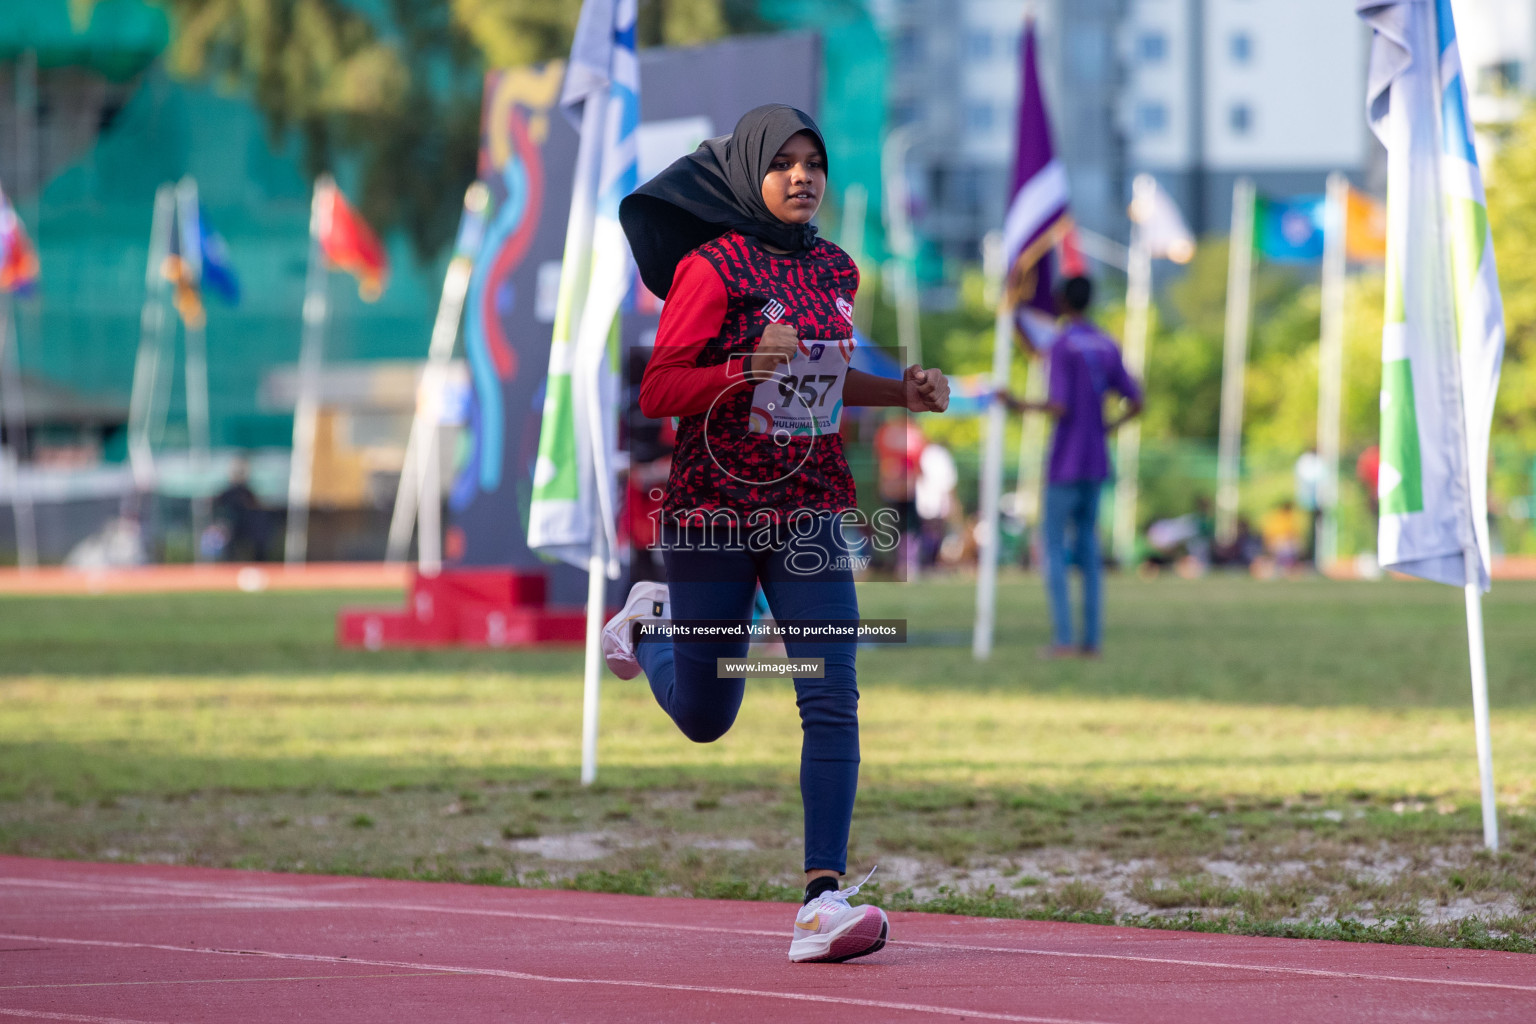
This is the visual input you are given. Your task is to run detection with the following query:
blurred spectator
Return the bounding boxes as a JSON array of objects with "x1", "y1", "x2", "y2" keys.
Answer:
[
  {"x1": 1294, "y1": 448, "x2": 1323, "y2": 563},
  {"x1": 66, "y1": 497, "x2": 147, "y2": 570},
  {"x1": 1143, "y1": 497, "x2": 1214, "y2": 578},
  {"x1": 874, "y1": 413, "x2": 926, "y2": 572},
  {"x1": 212, "y1": 459, "x2": 272, "y2": 562},
  {"x1": 915, "y1": 441, "x2": 958, "y2": 569},
  {"x1": 622, "y1": 416, "x2": 675, "y2": 584},
  {"x1": 1212, "y1": 515, "x2": 1263, "y2": 569},
  {"x1": 1259, "y1": 500, "x2": 1304, "y2": 574},
  {"x1": 1356, "y1": 444, "x2": 1381, "y2": 518}
]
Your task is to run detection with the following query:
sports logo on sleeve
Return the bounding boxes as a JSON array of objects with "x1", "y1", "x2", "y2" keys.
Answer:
[{"x1": 836, "y1": 296, "x2": 854, "y2": 325}]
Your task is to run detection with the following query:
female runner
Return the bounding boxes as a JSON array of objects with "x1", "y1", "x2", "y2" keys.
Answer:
[{"x1": 604, "y1": 105, "x2": 950, "y2": 963}]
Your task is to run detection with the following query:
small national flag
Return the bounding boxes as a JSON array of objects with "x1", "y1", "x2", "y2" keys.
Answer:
[
  {"x1": 161, "y1": 210, "x2": 205, "y2": 329},
  {"x1": 197, "y1": 208, "x2": 240, "y2": 305},
  {"x1": 0, "y1": 185, "x2": 40, "y2": 296},
  {"x1": 316, "y1": 179, "x2": 388, "y2": 301},
  {"x1": 1254, "y1": 194, "x2": 1327, "y2": 262},
  {"x1": 1001, "y1": 19, "x2": 1072, "y2": 351},
  {"x1": 1058, "y1": 227, "x2": 1089, "y2": 278},
  {"x1": 1129, "y1": 179, "x2": 1196, "y2": 264},
  {"x1": 1344, "y1": 185, "x2": 1388, "y2": 263}
]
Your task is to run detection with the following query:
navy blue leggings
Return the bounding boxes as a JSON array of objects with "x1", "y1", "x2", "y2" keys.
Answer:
[{"x1": 634, "y1": 514, "x2": 860, "y2": 874}]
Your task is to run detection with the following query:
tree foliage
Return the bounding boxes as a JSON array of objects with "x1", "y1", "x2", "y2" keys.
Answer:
[
  {"x1": 113, "y1": 0, "x2": 743, "y2": 260},
  {"x1": 1485, "y1": 105, "x2": 1536, "y2": 456}
]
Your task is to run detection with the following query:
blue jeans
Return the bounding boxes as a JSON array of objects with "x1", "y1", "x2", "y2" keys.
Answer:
[
  {"x1": 1043, "y1": 481, "x2": 1104, "y2": 651},
  {"x1": 635, "y1": 514, "x2": 860, "y2": 874}
]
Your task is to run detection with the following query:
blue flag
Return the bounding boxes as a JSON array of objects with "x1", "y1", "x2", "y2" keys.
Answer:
[
  {"x1": 197, "y1": 208, "x2": 240, "y2": 306},
  {"x1": 1254, "y1": 195, "x2": 1326, "y2": 262}
]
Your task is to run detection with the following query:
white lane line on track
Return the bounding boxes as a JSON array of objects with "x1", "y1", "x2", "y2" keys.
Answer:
[
  {"x1": 0, "y1": 1010, "x2": 169, "y2": 1024},
  {"x1": 5, "y1": 877, "x2": 1534, "y2": 995},
  {"x1": 0, "y1": 972, "x2": 453, "y2": 992},
  {"x1": 0, "y1": 933, "x2": 1114, "y2": 1024}
]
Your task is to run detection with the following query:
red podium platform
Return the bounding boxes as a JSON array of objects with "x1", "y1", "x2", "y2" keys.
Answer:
[{"x1": 337, "y1": 569, "x2": 588, "y2": 649}]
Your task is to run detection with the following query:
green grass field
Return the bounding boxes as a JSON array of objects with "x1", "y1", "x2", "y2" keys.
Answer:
[{"x1": 1, "y1": 574, "x2": 1533, "y2": 951}]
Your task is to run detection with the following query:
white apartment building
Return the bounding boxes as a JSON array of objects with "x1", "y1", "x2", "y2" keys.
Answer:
[
  {"x1": 876, "y1": 0, "x2": 1415, "y2": 271},
  {"x1": 1454, "y1": 0, "x2": 1536, "y2": 167},
  {"x1": 879, "y1": 0, "x2": 1130, "y2": 270},
  {"x1": 1124, "y1": 0, "x2": 1374, "y2": 233}
]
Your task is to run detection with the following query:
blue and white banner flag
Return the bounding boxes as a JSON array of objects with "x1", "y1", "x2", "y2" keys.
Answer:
[
  {"x1": 528, "y1": 0, "x2": 638, "y2": 573},
  {"x1": 1358, "y1": 0, "x2": 1505, "y2": 588}
]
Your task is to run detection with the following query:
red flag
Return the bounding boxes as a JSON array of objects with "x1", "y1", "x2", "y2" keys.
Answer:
[
  {"x1": 315, "y1": 179, "x2": 387, "y2": 301},
  {"x1": 0, "y1": 187, "x2": 39, "y2": 296},
  {"x1": 1058, "y1": 227, "x2": 1089, "y2": 279}
]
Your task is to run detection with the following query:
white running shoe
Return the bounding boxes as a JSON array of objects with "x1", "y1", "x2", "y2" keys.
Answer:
[
  {"x1": 601, "y1": 581, "x2": 670, "y2": 680},
  {"x1": 788, "y1": 868, "x2": 888, "y2": 963}
]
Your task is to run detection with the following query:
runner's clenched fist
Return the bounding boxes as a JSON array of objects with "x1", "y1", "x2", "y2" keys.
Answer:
[
  {"x1": 748, "y1": 323, "x2": 800, "y2": 377},
  {"x1": 903, "y1": 364, "x2": 950, "y2": 413}
]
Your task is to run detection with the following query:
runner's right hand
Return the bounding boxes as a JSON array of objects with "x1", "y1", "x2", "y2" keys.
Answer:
[{"x1": 749, "y1": 324, "x2": 799, "y2": 377}]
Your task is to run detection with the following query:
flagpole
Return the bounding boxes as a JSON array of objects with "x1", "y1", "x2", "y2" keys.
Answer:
[
  {"x1": 1317, "y1": 173, "x2": 1349, "y2": 573},
  {"x1": 176, "y1": 178, "x2": 213, "y2": 563},
  {"x1": 286, "y1": 178, "x2": 331, "y2": 566},
  {"x1": 881, "y1": 125, "x2": 922, "y2": 367},
  {"x1": 840, "y1": 184, "x2": 872, "y2": 336},
  {"x1": 129, "y1": 185, "x2": 174, "y2": 492},
  {"x1": 1113, "y1": 175, "x2": 1155, "y2": 564},
  {"x1": 973, "y1": 231, "x2": 1010, "y2": 662},
  {"x1": 384, "y1": 414, "x2": 422, "y2": 563},
  {"x1": 0, "y1": 291, "x2": 36, "y2": 570},
  {"x1": 1010, "y1": 357, "x2": 1047, "y2": 533},
  {"x1": 1460, "y1": 546, "x2": 1499, "y2": 849},
  {"x1": 1215, "y1": 178, "x2": 1255, "y2": 547},
  {"x1": 386, "y1": 184, "x2": 489, "y2": 569},
  {"x1": 567, "y1": 88, "x2": 609, "y2": 788}
]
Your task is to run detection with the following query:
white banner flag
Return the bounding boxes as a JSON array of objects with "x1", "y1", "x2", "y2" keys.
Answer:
[
  {"x1": 1358, "y1": 0, "x2": 1505, "y2": 589},
  {"x1": 527, "y1": 0, "x2": 638, "y2": 574}
]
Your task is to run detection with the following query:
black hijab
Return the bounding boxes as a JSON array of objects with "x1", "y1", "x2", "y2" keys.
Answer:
[{"x1": 620, "y1": 104, "x2": 827, "y2": 299}]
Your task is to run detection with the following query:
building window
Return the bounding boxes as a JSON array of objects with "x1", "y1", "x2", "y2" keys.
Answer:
[
  {"x1": 964, "y1": 29, "x2": 992, "y2": 61},
  {"x1": 1137, "y1": 31, "x2": 1167, "y2": 63},
  {"x1": 1066, "y1": 25, "x2": 1109, "y2": 84},
  {"x1": 1137, "y1": 100, "x2": 1168, "y2": 135},
  {"x1": 1229, "y1": 102, "x2": 1253, "y2": 135},
  {"x1": 965, "y1": 101, "x2": 994, "y2": 132},
  {"x1": 1478, "y1": 60, "x2": 1522, "y2": 95},
  {"x1": 894, "y1": 29, "x2": 923, "y2": 64},
  {"x1": 1230, "y1": 32, "x2": 1253, "y2": 64}
]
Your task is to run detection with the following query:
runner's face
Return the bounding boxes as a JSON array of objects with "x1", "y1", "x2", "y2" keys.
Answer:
[{"x1": 760, "y1": 132, "x2": 826, "y2": 225}]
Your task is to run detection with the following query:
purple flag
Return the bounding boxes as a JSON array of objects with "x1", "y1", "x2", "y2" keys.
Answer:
[{"x1": 1001, "y1": 20, "x2": 1072, "y2": 351}]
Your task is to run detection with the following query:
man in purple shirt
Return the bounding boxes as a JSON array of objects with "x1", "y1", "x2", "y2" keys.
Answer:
[{"x1": 1004, "y1": 277, "x2": 1142, "y2": 657}]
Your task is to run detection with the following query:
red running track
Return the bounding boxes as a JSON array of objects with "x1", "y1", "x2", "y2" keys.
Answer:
[{"x1": 0, "y1": 856, "x2": 1531, "y2": 1023}]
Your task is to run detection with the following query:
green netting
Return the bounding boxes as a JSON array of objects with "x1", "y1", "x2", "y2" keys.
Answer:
[{"x1": 14, "y1": 66, "x2": 446, "y2": 450}]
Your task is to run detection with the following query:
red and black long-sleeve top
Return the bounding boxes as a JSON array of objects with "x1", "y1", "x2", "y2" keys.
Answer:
[{"x1": 639, "y1": 231, "x2": 859, "y2": 519}]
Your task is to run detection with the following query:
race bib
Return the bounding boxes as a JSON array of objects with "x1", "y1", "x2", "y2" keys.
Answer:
[{"x1": 747, "y1": 337, "x2": 856, "y2": 440}]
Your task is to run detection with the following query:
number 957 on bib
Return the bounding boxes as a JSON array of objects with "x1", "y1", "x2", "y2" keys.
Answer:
[{"x1": 747, "y1": 338, "x2": 855, "y2": 440}]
